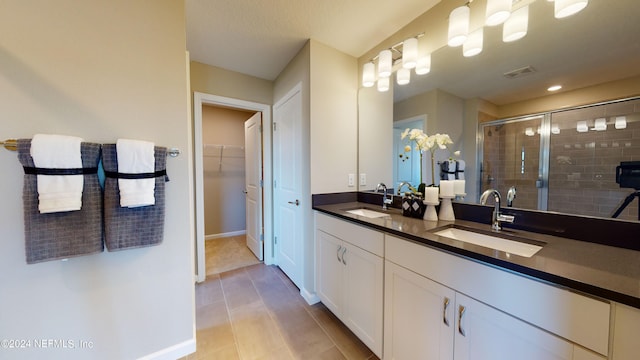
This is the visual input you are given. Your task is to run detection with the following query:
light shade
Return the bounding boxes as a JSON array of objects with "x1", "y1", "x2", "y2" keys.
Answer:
[
  {"x1": 615, "y1": 116, "x2": 627, "y2": 129},
  {"x1": 448, "y1": 6, "x2": 470, "y2": 47},
  {"x1": 577, "y1": 121, "x2": 588, "y2": 132},
  {"x1": 463, "y1": 28, "x2": 483, "y2": 57},
  {"x1": 362, "y1": 62, "x2": 375, "y2": 88},
  {"x1": 486, "y1": 0, "x2": 512, "y2": 26},
  {"x1": 551, "y1": 124, "x2": 561, "y2": 134},
  {"x1": 555, "y1": 0, "x2": 588, "y2": 18},
  {"x1": 415, "y1": 53, "x2": 431, "y2": 75},
  {"x1": 378, "y1": 49, "x2": 392, "y2": 78},
  {"x1": 377, "y1": 77, "x2": 390, "y2": 92},
  {"x1": 402, "y1": 37, "x2": 418, "y2": 69},
  {"x1": 396, "y1": 68, "x2": 410, "y2": 85},
  {"x1": 594, "y1": 118, "x2": 607, "y2": 131},
  {"x1": 525, "y1": 127, "x2": 535, "y2": 136},
  {"x1": 503, "y1": 6, "x2": 529, "y2": 43}
]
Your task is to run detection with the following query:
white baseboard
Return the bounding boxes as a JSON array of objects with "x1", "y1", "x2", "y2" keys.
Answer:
[
  {"x1": 137, "y1": 338, "x2": 196, "y2": 360},
  {"x1": 205, "y1": 230, "x2": 246, "y2": 241},
  {"x1": 300, "y1": 287, "x2": 320, "y2": 305}
]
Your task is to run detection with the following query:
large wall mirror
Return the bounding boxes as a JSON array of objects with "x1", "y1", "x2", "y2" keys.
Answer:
[{"x1": 357, "y1": 0, "x2": 640, "y2": 223}]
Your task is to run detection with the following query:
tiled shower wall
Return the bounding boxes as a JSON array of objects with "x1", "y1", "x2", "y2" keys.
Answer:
[{"x1": 482, "y1": 98, "x2": 640, "y2": 222}]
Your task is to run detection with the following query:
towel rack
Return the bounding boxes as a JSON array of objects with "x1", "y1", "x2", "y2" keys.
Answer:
[{"x1": 1, "y1": 139, "x2": 180, "y2": 157}]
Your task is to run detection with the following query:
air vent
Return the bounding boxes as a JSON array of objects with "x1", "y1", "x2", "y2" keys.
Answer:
[{"x1": 503, "y1": 65, "x2": 537, "y2": 79}]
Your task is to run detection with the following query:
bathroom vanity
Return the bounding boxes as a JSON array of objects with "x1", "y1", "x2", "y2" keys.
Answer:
[{"x1": 313, "y1": 197, "x2": 640, "y2": 360}]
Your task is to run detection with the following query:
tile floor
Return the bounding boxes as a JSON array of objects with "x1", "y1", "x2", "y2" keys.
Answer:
[
  {"x1": 182, "y1": 263, "x2": 378, "y2": 360},
  {"x1": 205, "y1": 236, "x2": 261, "y2": 276}
]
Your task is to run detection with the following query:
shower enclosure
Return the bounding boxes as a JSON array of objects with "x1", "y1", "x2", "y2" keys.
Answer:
[{"x1": 479, "y1": 97, "x2": 640, "y2": 222}]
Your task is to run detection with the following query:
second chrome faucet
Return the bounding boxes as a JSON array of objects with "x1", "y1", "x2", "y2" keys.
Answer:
[{"x1": 480, "y1": 189, "x2": 515, "y2": 231}]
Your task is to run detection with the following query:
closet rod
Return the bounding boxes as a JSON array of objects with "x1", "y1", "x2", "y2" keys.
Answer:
[{"x1": 1, "y1": 139, "x2": 181, "y2": 157}]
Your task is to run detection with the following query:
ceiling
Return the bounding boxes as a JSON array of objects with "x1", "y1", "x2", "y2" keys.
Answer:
[{"x1": 186, "y1": 0, "x2": 640, "y2": 105}]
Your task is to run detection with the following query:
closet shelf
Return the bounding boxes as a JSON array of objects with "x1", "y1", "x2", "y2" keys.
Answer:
[{"x1": 203, "y1": 144, "x2": 245, "y2": 171}]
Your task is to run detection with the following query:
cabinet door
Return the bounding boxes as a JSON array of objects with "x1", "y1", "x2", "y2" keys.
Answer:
[
  {"x1": 342, "y1": 242, "x2": 384, "y2": 357},
  {"x1": 384, "y1": 260, "x2": 455, "y2": 360},
  {"x1": 316, "y1": 230, "x2": 343, "y2": 316},
  {"x1": 612, "y1": 303, "x2": 640, "y2": 360},
  {"x1": 454, "y1": 293, "x2": 575, "y2": 360}
]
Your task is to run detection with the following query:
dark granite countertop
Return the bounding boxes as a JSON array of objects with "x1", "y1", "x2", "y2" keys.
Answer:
[{"x1": 314, "y1": 201, "x2": 640, "y2": 309}]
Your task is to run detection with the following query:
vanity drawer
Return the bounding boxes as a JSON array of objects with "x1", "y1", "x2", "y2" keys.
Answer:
[{"x1": 316, "y1": 213, "x2": 384, "y2": 256}]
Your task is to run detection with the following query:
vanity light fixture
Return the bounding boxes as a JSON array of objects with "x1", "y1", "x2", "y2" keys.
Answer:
[
  {"x1": 378, "y1": 49, "x2": 392, "y2": 78},
  {"x1": 615, "y1": 116, "x2": 627, "y2": 129},
  {"x1": 415, "y1": 53, "x2": 431, "y2": 75},
  {"x1": 448, "y1": 5, "x2": 470, "y2": 47},
  {"x1": 577, "y1": 121, "x2": 588, "y2": 133},
  {"x1": 397, "y1": 67, "x2": 411, "y2": 85},
  {"x1": 402, "y1": 37, "x2": 418, "y2": 69},
  {"x1": 525, "y1": 127, "x2": 535, "y2": 136},
  {"x1": 594, "y1": 117, "x2": 607, "y2": 131},
  {"x1": 503, "y1": 5, "x2": 529, "y2": 42},
  {"x1": 362, "y1": 62, "x2": 375, "y2": 88},
  {"x1": 377, "y1": 76, "x2": 390, "y2": 92},
  {"x1": 554, "y1": 0, "x2": 589, "y2": 18},
  {"x1": 486, "y1": 0, "x2": 512, "y2": 26},
  {"x1": 547, "y1": 84, "x2": 562, "y2": 91},
  {"x1": 463, "y1": 28, "x2": 484, "y2": 57},
  {"x1": 551, "y1": 124, "x2": 561, "y2": 134}
]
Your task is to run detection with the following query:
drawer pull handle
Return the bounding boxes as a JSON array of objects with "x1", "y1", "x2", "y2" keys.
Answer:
[
  {"x1": 458, "y1": 305, "x2": 466, "y2": 336},
  {"x1": 341, "y1": 247, "x2": 347, "y2": 265},
  {"x1": 443, "y1": 297, "x2": 450, "y2": 326},
  {"x1": 336, "y1": 245, "x2": 342, "y2": 262}
]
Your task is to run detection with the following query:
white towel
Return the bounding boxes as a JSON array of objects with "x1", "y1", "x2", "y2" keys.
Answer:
[
  {"x1": 116, "y1": 139, "x2": 155, "y2": 208},
  {"x1": 30, "y1": 134, "x2": 84, "y2": 213}
]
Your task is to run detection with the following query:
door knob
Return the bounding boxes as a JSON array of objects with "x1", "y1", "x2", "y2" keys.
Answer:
[{"x1": 288, "y1": 199, "x2": 300, "y2": 206}]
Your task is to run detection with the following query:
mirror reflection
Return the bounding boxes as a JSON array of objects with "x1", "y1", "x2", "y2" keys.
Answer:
[{"x1": 358, "y1": 0, "x2": 640, "y2": 222}]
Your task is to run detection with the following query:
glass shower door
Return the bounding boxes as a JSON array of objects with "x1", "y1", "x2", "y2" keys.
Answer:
[{"x1": 480, "y1": 116, "x2": 544, "y2": 210}]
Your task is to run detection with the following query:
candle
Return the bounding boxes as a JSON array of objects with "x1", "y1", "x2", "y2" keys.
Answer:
[
  {"x1": 453, "y1": 179, "x2": 466, "y2": 195},
  {"x1": 440, "y1": 180, "x2": 454, "y2": 197},
  {"x1": 424, "y1": 187, "x2": 439, "y2": 203}
]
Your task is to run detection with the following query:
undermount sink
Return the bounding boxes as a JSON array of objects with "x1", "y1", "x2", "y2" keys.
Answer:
[
  {"x1": 433, "y1": 227, "x2": 543, "y2": 258},
  {"x1": 345, "y1": 208, "x2": 390, "y2": 218}
]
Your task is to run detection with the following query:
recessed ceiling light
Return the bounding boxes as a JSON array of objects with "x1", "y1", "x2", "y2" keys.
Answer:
[{"x1": 547, "y1": 85, "x2": 562, "y2": 92}]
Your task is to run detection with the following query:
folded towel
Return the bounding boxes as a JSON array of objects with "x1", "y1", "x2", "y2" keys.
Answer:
[
  {"x1": 441, "y1": 160, "x2": 457, "y2": 181},
  {"x1": 19, "y1": 139, "x2": 104, "y2": 263},
  {"x1": 116, "y1": 139, "x2": 155, "y2": 207},
  {"x1": 30, "y1": 134, "x2": 84, "y2": 213},
  {"x1": 456, "y1": 160, "x2": 466, "y2": 180}
]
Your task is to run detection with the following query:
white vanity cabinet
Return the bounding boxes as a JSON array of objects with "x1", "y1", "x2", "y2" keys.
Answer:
[
  {"x1": 612, "y1": 303, "x2": 640, "y2": 359},
  {"x1": 315, "y1": 212, "x2": 384, "y2": 357},
  {"x1": 385, "y1": 234, "x2": 609, "y2": 360}
]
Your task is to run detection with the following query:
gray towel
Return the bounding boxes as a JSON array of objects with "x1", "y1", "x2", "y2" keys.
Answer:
[
  {"x1": 102, "y1": 144, "x2": 167, "y2": 251},
  {"x1": 18, "y1": 139, "x2": 104, "y2": 264}
]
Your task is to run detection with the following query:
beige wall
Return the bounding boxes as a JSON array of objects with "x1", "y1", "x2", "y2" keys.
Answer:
[
  {"x1": 202, "y1": 105, "x2": 255, "y2": 236},
  {"x1": 191, "y1": 61, "x2": 274, "y2": 105},
  {"x1": 0, "y1": 1, "x2": 194, "y2": 359}
]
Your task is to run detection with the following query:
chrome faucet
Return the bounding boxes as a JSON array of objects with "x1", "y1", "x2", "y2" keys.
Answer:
[
  {"x1": 376, "y1": 183, "x2": 393, "y2": 210},
  {"x1": 480, "y1": 189, "x2": 515, "y2": 231},
  {"x1": 506, "y1": 186, "x2": 517, "y2": 207},
  {"x1": 397, "y1": 181, "x2": 417, "y2": 196}
]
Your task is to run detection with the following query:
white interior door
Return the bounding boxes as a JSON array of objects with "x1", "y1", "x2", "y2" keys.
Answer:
[
  {"x1": 245, "y1": 112, "x2": 263, "y2": 260},
  {"x1": 273, "y1": 85, "x2": 303, "y2": 288}
]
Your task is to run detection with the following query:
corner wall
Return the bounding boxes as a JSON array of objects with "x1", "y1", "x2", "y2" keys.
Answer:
[{"x1": 0, "y1": 2, "x2": 194, "y2": 359}]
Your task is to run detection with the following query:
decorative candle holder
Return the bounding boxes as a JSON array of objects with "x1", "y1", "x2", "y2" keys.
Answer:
[
  {"x1": 439, "y1": 195, "x2": 455, "y2": 221},
  {"x1": 423, "y1": 199, "x2": 439, "y2": 221}
]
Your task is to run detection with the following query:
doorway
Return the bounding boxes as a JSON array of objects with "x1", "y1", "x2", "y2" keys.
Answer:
[{"x1": 193, "y1": 92, "x2": 273, "y2": 283}]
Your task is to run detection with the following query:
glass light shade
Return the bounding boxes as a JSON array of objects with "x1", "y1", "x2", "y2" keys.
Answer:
[
  {"x1": 396, "y1": 68, "x2": 410, "y2": 85},
  {"x1": 594, "y1": 118, "x2": 607, "y2": 131},
  {"x1": 377, "y1": 76, "x2": 390, "y2": 92},
  {"x1": 362, "y1": 62, "x2": 375, "y2": 88},
  {"x1": 486, "y1": 0, "x2": 512, "y2": 26},
  {"x1": 555, "y1": 0, "x2": 588, "y2": 18},
  {"x1": 463, "y1": 28, "x2": 483, "y2": 57},
  {"x1": 503, "y1": 5, "x2": 529, "y2": 43},
  {"x1": 402, "y1": 37, "x2": 418, "y2": 69},
  {"x1": 378, "y1": 49, "x2": 392, "y2": 78},
  {"x1": 525, "y1": 127, "x2": 535, "y2": 136},
  {"x1": 415, "y1": 54, "x2": 431, "y2": 75},
  {"x1": 577, "y1": 121, "x2": 588, "y2": 132},
  {"x1": 615, "y1": 116, "x2": 627, "y2": 129},
  {"x1": 551, "y1": 125, "x2": 561, "y2": 134},
  {"x1": 448, "y1": 6, "x2": 469, "y2": 47}
]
